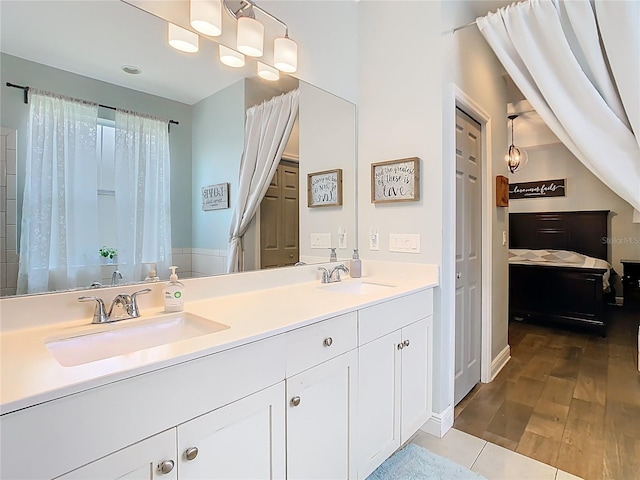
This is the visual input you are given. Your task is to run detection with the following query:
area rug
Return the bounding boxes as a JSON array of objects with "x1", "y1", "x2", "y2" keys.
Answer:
[{"x1": 366, "y1": 443, "x2": 487, "y2": 480}]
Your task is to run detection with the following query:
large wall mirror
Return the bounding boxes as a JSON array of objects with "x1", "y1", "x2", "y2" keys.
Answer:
[{"x1": 0, "y1": 0, "x2": 356, "y2": 298}]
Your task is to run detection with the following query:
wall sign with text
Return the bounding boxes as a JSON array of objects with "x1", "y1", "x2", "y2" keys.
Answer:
[
  {"x1": 307, "y1": 169, "x2": 343, "y2": 208},
  {"x1": 509, "y1": 179, "x2": 566, "y2": 199},
  {"x1": 202, "y1": 183, "x2": 230, "y2": 211},
  {"x1": 371, "y1": 157, "x2": 420, "y2": 204}
]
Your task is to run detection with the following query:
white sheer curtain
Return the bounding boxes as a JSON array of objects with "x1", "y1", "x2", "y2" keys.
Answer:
[
  {"x1": 477, "y1": 0, "x2": 640, "y2": 211},
  {"x1": 115, "y1": 110, "x2": 172, "y2": 282},
  {"x1": 227, "y1": 89, "x2": 300, "y2": 273},
  {"x1": 17, "y1": 89, "x2": 101, "y2": 294}
]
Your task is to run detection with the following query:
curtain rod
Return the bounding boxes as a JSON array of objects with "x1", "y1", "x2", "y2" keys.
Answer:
[
  {"x1": 5, "y1": 82, "x2": 179, "y2": 131},
  {"x1": 452, "y1": 20, "x2": 478, "y2": 33}
]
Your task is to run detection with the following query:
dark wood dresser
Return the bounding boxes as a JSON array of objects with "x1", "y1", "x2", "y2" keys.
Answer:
[{"x1": 621, "y1": 260, "x2": 640, "y2": 309}]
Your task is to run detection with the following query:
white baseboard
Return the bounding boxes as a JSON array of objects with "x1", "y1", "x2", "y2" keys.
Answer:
[
  {"x1": 491, "y1": 345, "x2": 511, "y2": 380},
  {"x1": 419, "y1": 406, "x2": 454, "y2": 438}
]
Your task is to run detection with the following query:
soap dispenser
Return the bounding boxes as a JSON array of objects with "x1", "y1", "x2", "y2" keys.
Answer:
[
  {"x1": 350, "y1": 249, "x2": 362, "y2": 278},
  {"x1": 330, "y1": 248, "x2": 337, "y2": 262},
  {"x1": 163, "y1": 266, "x2": 185, "y2": 312},
  {"x1": 144, "y1": 263, "x2": 160, "y2": 282}
]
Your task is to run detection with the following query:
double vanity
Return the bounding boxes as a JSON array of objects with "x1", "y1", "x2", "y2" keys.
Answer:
[{"x1": 0, "y1": 262, "x2": 437, "y2": 479}]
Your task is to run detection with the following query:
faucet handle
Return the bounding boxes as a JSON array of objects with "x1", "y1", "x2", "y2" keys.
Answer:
[
  {"x1": 130, "y1": 288, "x2": 152, "y2": 317},
  {"x1": 78, "y1": 296, "x2": 108, "y2": 324},
  {"x1": 318, "y1": 267, "x2": 330, "y2": 284}
]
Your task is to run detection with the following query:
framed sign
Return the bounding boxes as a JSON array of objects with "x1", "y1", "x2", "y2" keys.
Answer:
[
  {"x1": 202, "y1": 183, "x2": 229, "y2": 211},
  {"x1": 307, "y1": 169, "x2": 343, "y2": 208},
  {"x1": 509, "y1": 179, "x2": 566, "y2": 199},
  {"x1": 371, "y1": 157, "x2": 420, "y2": 203}
]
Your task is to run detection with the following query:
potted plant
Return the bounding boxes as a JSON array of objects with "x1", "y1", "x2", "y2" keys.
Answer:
[{"x1": 99, "y1": 246, "x2": 118, "y2": 264}]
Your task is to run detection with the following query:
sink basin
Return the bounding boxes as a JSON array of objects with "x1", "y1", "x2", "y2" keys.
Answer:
[
  {"x1": 318, "y1": 281, "x2": 396, "y2": 295},
  {"x1": 46, "y1": 313, "x2": 229, "y2": 367}
]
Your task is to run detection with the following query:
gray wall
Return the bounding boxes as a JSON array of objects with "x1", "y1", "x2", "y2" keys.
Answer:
[
  {"x1": 191, "y1": 80, "x2": 245, "y2": 250},
  {"x1": 0, "y1": 53, "x2": 194, "y2": 249}
]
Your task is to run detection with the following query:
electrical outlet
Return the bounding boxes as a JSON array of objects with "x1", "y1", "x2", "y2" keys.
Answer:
[
  {"x1": 338, "y1": 229, "x2": 348, "y2": 249},
  {"x1": 502, "y1": 231, "x2": 507, "y2": 246}
]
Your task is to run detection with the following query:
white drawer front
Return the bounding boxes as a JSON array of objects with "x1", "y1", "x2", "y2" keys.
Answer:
[
  {"x1": 286, "y1": 312, "x2": 358, "y2": 376},
  {"x1": 358, "y1": 289, "x2": 433, "y2": 345}
]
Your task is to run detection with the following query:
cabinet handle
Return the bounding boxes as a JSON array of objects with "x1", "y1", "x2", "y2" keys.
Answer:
[
  {"x1": 158, "y1": 459, "x2": 175, "y2": 474},
  {"x1": 397, "y1": 343, "x2": 404, "y2": 350},
  {"x1": 403, "y1": 339, "x2": 410, "y2": 347},
  {"x1": 323, "y1": 337, "x2": 333, "y2": 347},
  {"x1": 291, "y1": 396, "x2": 301, "y2": 407},
  {"x1": 185, "y1": 447, "x2": 199, "y2": 461}
]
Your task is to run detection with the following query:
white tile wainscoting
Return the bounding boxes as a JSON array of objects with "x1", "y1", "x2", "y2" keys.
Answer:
[
  {"x1": 0, "y1": 127, "x2": 18, "y2": 297},
  {"x1": 172, "y1": 248, "x2": 228, "y2": 279}
]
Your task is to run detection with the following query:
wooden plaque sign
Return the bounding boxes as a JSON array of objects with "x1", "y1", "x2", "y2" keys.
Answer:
[
  {"x1": 307, "y1": 169, "x2": 343, "y2": 208},
  {"x1": 371, "y1": 157, "x2": 420, "y2": 204},
  {"x1": 202, "y1": 183, "x2": 230, "y2": 211},
  {"x1": 509, "y1": 179, "x2": 566, "y2": 199}
]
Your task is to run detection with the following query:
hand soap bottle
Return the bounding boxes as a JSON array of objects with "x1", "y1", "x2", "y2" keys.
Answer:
[
  {"x1": 163, "y1": 266, "x2": 185, "y2": 312},
  {"x1": 350, "y1": 249, "x2": 362, "y2": 278},
  {"x1": 144, "y1": 263, "x2": 160, "y2": 282}
]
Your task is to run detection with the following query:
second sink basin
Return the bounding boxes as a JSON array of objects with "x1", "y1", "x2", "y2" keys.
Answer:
[
  {"x1": 318, "y1": 281, "x2": 396, "y2": 295},
  {"x1": 46, "y1": 312, "x2": 229, "y2": 367}
]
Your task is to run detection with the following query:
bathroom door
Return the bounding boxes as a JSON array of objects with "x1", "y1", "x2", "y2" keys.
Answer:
[
  {"x1": 260, "y1": 160, "x2": 299, "y2": 269},
  {"x1": 454, "y1": 108, "x2": 482, "y2": 405}
]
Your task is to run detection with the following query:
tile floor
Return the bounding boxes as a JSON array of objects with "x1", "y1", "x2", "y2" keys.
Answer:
[{"x1": 412, "y1": 427, "x2": 583, "y2": 480}]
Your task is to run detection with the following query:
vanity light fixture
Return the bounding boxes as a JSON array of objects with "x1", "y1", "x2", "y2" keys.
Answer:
[
  {"x1": 168, "y1": 23, "x2": 199, "y2": 53},
  {"x1": 190, "y1": 0, "x2": 222, "y2": 37},
  {"x1": 219, "y1": 44, "x2": 246, "y2": 67},
  {"x1": 257, "y1": 61, "x2": 279, "y2": 81},
  {"x1": 506, "y1": 114, "x2": 528, "y2": 173},
  {"x1": 224, "y1": 0, "x2": 298, "y2": 72}
]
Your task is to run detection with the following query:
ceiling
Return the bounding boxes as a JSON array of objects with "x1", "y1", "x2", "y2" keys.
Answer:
[{"x1": 0, "y1": 0, "x2": 260, "y2": 105}]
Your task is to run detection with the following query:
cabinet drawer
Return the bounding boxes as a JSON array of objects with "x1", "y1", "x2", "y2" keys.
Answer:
[
  {"x1": 358, "y1": 289, "x2": 433, "y2": 345},
  {"x1": 286, "y1": 312, "x2": 358, "y2": 376}
]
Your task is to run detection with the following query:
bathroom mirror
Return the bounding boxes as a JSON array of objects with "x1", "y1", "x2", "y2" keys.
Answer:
[{"x1": 0, "y1": 0, "x2": 356, "y2": 297}]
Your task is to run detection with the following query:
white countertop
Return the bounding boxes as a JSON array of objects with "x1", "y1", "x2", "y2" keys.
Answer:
[{"x1": 1, "y1": 270, "x2": 437, "y2": 414}]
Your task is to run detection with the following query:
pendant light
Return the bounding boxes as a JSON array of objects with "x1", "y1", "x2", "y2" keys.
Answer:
[
  {"x1": 190, "y1": 0, "x2": 222, "y2": 37},
  {"x1": 506, "y1": 114, "x2": 528, "y2": 173},
  {"x1": 274, "y1": 34, "x2": 297, "y2": 73},
  {"x1": 219, "y1": 45, "x2": 245, "y2": 67},
  {"x1": 168, "y1": 23, "x2": 199, "y2": 53},
  {"x1": 257, "y1": 62, "x2": 279, "y2": 81}
]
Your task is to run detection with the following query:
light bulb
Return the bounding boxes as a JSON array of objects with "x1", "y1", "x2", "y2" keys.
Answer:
[
  {"x1": 168, "y1": 23, "x2": 199, "y2": 53},
  {"x1": 190, "y1": 0, "x2": 222, "y2": 36},
  {"x1": 258, "y1": 62, "x2": 279, "y2": 81},
  {"x1": 274, "y1": 36, "x2": 297, "y2": 73},
  {"x1": 219, "y1": 45, "x2": 245, "y2": 68},
  {"x1": 237, "y1": 17, "x2": 264, "y2": 57}
]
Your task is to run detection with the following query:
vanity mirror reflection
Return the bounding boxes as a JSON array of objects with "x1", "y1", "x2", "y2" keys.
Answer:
[{"x1": 0, "y1": 0, "x2": 356, "y2": 297}]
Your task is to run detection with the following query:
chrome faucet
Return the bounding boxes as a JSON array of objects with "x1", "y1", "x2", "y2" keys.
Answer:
[
  {"x1": 78, "y1": 288, "x2": 152, "y2": 324},
  {"x1": 318, "y1": 264, "x2": 349, "y2": 284},
  {"x1": 111, "y1": 270, "x2": 123, "y2": 286}
]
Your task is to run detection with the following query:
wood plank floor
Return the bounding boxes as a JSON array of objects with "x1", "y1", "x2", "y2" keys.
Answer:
[{"x1": 454, "y1": 306, "x2": 640, "y2": 480}]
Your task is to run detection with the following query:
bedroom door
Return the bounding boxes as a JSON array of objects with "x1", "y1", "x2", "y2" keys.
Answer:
[{"x1": 454, "y1": 108, "x2": 482, "y2": 405}]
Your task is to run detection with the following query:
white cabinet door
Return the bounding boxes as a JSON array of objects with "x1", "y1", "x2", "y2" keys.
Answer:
[
  {"x1": 177, "y1": 382, "x2": 286, "y2": 480},
  {"x1": 357, "y1": 330, "x2": 402, "y2": 480},
  {"x1": 286, "y1": 350, "x2": 358, "y2": 480},
  {"x1": 400, "y1": 316, "x2": 432, "y2": 443},
  {"x1": 59, "y1": 429, "x2": 177, "y2": 480}
]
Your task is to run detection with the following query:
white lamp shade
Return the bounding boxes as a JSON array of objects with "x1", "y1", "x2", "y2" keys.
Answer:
[
  {"x1": 237, "y1": 17, "x2": 264, "y2": 57},
  {"x1": 168, "y1": 23, "x2": 199, "y2": 53},
  {"x1": 219, "y1": 45, "x2": 245, "y2": 68},
  {"x1": 190, "y1": 0, "x2": 222, "y2": 36},
  {"x1": 257, "y1": 62, "x2": 279, "y2": 81},
  {"x1": 274, "y1": 36, "x2": 297, "y2": 73}
]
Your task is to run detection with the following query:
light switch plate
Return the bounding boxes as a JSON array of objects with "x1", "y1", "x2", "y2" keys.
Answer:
[
  {"x1": 389, "y1": 234, "x2": 421, "y2": 253},
  {"x1": 310, "y1": 233, "x2": 332, "y2": 249},
  {"x1": 369, "y1": 232, "x2": 380, "y2": 251},
  {"x1": 502, "y1": 231, "x2": 507, "y2": 246}
]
